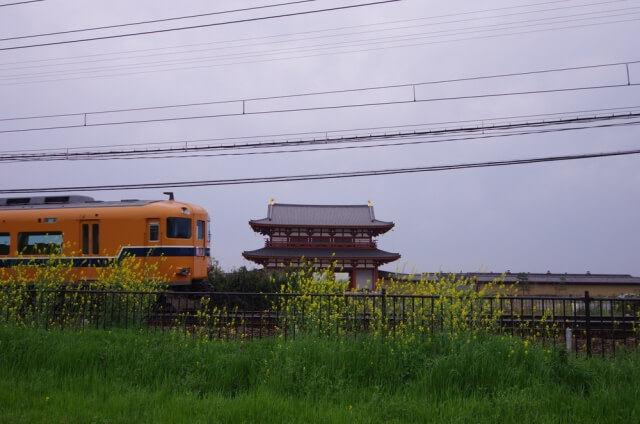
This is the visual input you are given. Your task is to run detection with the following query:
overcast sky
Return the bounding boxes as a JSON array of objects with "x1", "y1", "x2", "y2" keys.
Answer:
[{"x1": 0, "y1": 0, "x2": 638, "y2": 276}]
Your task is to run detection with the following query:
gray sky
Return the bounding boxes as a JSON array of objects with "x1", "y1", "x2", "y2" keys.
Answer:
[{"x1": 1, "y1": 0, "x2": 639, "y2": 276}]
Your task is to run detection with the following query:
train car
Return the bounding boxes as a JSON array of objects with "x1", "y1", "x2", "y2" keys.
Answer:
[{"x1": 0, "y1": 193, "x2": 210, "y2": 288}]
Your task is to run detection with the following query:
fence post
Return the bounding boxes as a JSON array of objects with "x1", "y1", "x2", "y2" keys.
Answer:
[
  {"x1": 60, "y1": 289, "x2": 66, "y2": 330},
  {"x1": 585, "y1": 290, "x2": 592, "y2": 357},
  {"x1": 381, "y1": 288, "x2": 387, "y2": 330},
  {"x1": 381, "y1": 288, "x2": 387, "y2": 311}
]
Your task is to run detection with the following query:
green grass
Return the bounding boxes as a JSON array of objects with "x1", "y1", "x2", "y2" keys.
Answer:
[{"x1": 0, "y1": 326, "x2": 639, "y2": 423}]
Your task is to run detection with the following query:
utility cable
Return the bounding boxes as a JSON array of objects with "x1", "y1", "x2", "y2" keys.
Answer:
[
  {"x1": 0, "y1": 59, "x2": 637, "y2": 134},
  {"x1": 1, "y1": 148, "x2": 638, "y2": 194},
  {"x1": 1, "y1": 111, "x2": 638, "y2": 162},
  {"x1": 4, "y1": 8, "x2": 639, "y2": 82},
  {"x1": 0, "y1": 8, "x2": 640, "y2": 85},
  {"x1": 3, "y1": 103, "x2": 637, "y2": 154},
  {"x1": 0, "y1": 0, "x2": 615, "y2": 69},
  {"x1": 1, "y1": 0, "x2": 624, "y2": 72},
  {"x1": 17, "y1": 119, "x2": 639, "y2": 162},
  {"x1": 0, "y1": 0, "x2": 42, "y2": 6},
  {"x1": 2, "y1": 5, "x2": 638, "y2": 85},
  {"x1": 0, "y1": 82, "x2": 637, "y2": 134},
  {"x1": 0, "y1": 0, "x2": 400, "y2": 51},
  {"x1": 0, "y1": 1, "x2": 318, "y2": 42}
]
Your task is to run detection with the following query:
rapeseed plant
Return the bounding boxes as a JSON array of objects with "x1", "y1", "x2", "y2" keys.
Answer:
[
  {"x1": 276, "y1": 259, "x2": 349, "y2": 338},
  {"x1": 0, "y1": 248, "x2": 166, "y2": 329},
  {"x1": 379, "y1": 271, "x2": 516, "y2": 340},
  {"x1": 270, "y1": 261, "x2": 519, "y2": 343}
]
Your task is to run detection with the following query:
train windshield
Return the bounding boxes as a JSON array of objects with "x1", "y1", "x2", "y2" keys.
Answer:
[{"x1": 167, "y1": 218, "x2": 192, "y2": 239}]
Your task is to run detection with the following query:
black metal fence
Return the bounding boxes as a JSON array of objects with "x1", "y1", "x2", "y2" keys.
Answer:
[{"x1": 1, "y1": 288, "x2": 638, "y2": 357}]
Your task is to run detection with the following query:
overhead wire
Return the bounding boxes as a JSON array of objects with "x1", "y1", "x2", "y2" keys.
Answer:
[
  {"x1": 5, "y1": 15, "x2": 636, "y2": 87},
  {"x1": 0, "y1": 2, "x2": 636, "y2": 196},
  {"x1": 3, "y1": 104, "x2": 637, "y2": 155},
  {"x1": 128, "y1": 121, "x2": 640, "y2": 162},
  {"x1": 0, "y1": 0, "x2": 401, "y2": 51},
  {"x1": 2, "y1": 2, "x2": 638, "y2": 84},
  {"x1": 0, "y1": 0, "x2": 617, "y2": 69},
  {"x1": 4, "y1": 7, "x2": 640, "y2": 82},
  {"x1": 0, "y1": 0, "x2": 319, "y2": 42},
  {"x1": 2, "y1": 148, "x2": 639, "y2": 194},
  {"x1": 1, "y1": 110, "x2": 639, "y2": 162},
  {"x1": 13, "y1": 118, "x2": 640, "y2": 162},
  {"x1": 0, "y1": 82, "x2": 637, "y2": 134},
  {"x1": 0, "y1": 59, "x2": 637, "y2": 134},
  {"x1": 0, "y1": 0, "x2": 42, "y2": 6}
]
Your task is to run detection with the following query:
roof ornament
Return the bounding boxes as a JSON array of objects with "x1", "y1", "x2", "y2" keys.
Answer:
[
  {"x1": 367, "y1": 200, "x2": 375, "y2": 221},
  {"x1": 163, "y1": 192, "x2": 174, "y2": 201},
  {"x1": 267, "y1": 198, "x2": 274, "y2": 220}
]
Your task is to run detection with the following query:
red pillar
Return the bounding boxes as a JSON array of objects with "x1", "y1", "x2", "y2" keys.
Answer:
[
  {"x1": 373, "y1": 267, "x2": 379, "y2": 291},
  {"x1": 350, "y1": 268, "x2": 357, "y2": 290}
]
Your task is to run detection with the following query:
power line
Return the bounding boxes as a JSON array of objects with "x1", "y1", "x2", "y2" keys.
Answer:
[
  {"x1": 0, "y1": 0, "x2": 611, "y2": 69},
  {"x1": 4, "y1": 103, "x2": 636, "y2": 154},
  {"x1": 0, "y1": 0, "x2": 42, "y2": 7},
  {"x1": 0, "y1": 1, "x2": 318, "y2": 42},
  {"x1": 2, "y1": 111, "x2": 638, "y2": 162},
  {"x1": 23, "y1": 119, "x2": 640, "y2": 162},
  {"x1": 2, "y1": 149, "x2": 638, "y2": 194},
  {"x1": 133, "y1": 122, "x2": 640, "y2": 162},
  {"x1": 5, "y1": 9, "x2": 639, "y2": 82},
  {"x1": 4, "y1": 15, "x2": 633, "y2": 87},
  {"x1": 0, "y1": 82, "x2": 636, "y2": 134},
  {"x1": 0, "y1": 0, "x2": 401, "y2": 51},
  {"x1": 2, "y1": 2, "x2": 637, "y2": 85},
  {"x1": 0, "y1": 59, "x2": 637, "y2": 134},
  {"x1": 6, "y1": 59, "x2": 638, "y2": 116}
]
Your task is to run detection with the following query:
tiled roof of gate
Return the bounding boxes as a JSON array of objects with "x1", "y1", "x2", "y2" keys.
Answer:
[
  {"x1": 249, "y1": 203, "x2": 394, "y2": 228},
  {"x1": 243, "y1": 247, "x2": 401, "y2": 262}
]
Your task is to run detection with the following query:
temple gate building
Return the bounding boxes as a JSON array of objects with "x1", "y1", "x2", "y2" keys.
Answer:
[{"x1": 242, "y1": 201, "x2": 400, "y2": 290}]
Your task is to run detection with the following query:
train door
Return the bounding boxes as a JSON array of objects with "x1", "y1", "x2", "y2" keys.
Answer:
[
  {"x1": 80, "y1": 220, "x2": 100, "y2": 256},
  {"x1": 145, "y1": 218, "x2": 161, "y2": 275},
  {"x1": 194, "y1": 219, "x2": 208, "y2": 277},
  {"x1": 80, "y1": 220, "x2": 100, "y2": 280}
]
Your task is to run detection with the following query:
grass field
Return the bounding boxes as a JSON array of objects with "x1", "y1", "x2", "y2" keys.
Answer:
[{"x1": 0, "y1": 326, "x2": 639, "y2": 423}]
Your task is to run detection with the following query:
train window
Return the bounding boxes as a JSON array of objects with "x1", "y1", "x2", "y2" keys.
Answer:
[
  {"x1": 0, "y1": 233, "x2": 9, "y2": 255},
  {"x1": 196, "y1": 220, "x2": 205, "y2": 240},
  {"x1": 149, "y1": 222, "x2": 159, "y2": 242},
  {"x1": 167, "y1": 218, "x2": 191, "y2": 239},
  {"x1": 18, "y1": 232, "x2": 63, "y2": 255}
]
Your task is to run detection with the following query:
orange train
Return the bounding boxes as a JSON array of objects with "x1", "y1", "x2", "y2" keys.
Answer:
[{"x1": 0, "y1": 194, "x2": 211, "y2": 287}]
